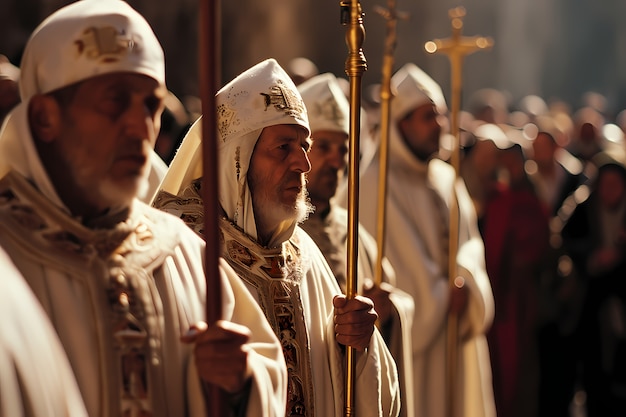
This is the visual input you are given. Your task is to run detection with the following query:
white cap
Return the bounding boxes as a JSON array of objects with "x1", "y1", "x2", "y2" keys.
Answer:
[
  {"x1": 19, "y1": 0, "x2": 165, "y2": 101},
  {"x1": 298, "y1": 72, "x2": 349, "y2": 135},
  {"x1": 217, "y1": 58, "x2": 309, "y2": 146},
  {"x1": 391, "y1": 62, "x2": 447, "y2": 121}
]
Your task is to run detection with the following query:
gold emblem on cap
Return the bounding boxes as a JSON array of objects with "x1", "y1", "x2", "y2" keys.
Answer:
[
  {"x1": 217, "y1": 103, "x2": 237, "y2": 142},
  {"x1": 313, "y1": 97, "x2": 345, "y2": 129},
  {"x1": 75, "y1": 26, "x2": 142, "y2": 62},
  {"x1": 260, "y1": 80, "x2": 305, "y2": 117}
]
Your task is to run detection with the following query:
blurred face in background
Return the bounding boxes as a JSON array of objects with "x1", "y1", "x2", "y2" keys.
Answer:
[
  {"x1": 306, "y1": 130, "x2": 348, "y2": 211},
  {"x1": 398, "y1": 102, "x2": 442, "y2": 162},
  {"x1": 597, "y1": 167, "x2": 626, "y2": 211}
]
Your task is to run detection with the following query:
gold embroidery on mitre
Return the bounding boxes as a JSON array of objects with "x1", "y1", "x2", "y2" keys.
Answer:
[
  {"x1": 260, "y1": 80, "x2": 305, "y2": 118},
  {"x1": 74, "y1": 26, "x2": 143, "y2": 63},
  {"x1": 313, "y1": 96, "x2": 346, "y2": 130},
  {"x1": 217, "y1": 102, "x2": 237, "y2": 142}
]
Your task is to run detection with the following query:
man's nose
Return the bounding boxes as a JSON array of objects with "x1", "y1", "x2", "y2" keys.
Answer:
[
  {"x1": 123, "y1": 98, "x2": 153, "y2": 140},
  {"x1": 293, "y1": 147, "x2": 311, "y2": 174},
  {"x1": 328, "y1": 150, "x2": 347, "y2": 170}
]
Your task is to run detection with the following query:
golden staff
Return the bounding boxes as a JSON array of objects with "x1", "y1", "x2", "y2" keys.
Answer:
[
  {"x1": 340, "y1": 1, "x2": 367, "y2": 415},
  {"x1": 199, "y1": 0, "x2": 224, "y2": 414},
  {"x1": 372, "y1": 0, "x2": 407, "y2": 287},
  {"x1": 424, "y1": 7, "x2": 492, "y2": 417}
]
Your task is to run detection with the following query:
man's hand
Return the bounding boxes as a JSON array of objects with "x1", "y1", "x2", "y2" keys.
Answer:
[
  {"x1": 362, "y1": 278, "x2": 394, "y2": 325},
  {"x1": 181, "y1": 320, "x2": 252, "y2": 394},
  {"x1": 333, "y1": 294, "x2": 378, "y2": 350}
]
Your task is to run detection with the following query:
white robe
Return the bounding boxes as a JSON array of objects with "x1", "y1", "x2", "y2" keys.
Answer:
[
  {"x1": 300, "y1": 203, "x2": 416, "y2": 417},
  {"x1": 153, "y1": 183, "x2": 402, "y2": 417},
  {"x1": 0, "y1": 246, "x2": 88, "y2": 417},
  {"x1": 153, "y1": 116, "x2": 402, "y2": 416},
  {"x1": 356, "y1": 123, "x2": 496, "y2": 417},
  {"x1": 0, "y1": 104, "x2": 287, "y2": 417}
]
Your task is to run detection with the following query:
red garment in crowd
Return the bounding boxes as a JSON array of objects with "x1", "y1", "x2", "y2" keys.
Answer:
[{"x1": 481, "y1": 182, "x2": 550, "y2": 417}]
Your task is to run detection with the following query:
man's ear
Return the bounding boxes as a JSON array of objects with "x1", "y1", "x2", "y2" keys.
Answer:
[{"x1": 28, "y1": 94, "x2": 62, "y2": 143}]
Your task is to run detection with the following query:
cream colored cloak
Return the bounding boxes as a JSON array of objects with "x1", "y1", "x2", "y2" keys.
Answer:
[{"x1": 356, "y1": 123, "x2": 496, "y2": 417}]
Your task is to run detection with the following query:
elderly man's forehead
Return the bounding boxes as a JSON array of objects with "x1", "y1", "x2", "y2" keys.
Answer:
[
  {"x1": 71, "y1": 72, "x2": 165, "y2": 94},
  {"x1": 311, "y1": 130, "x2": 348, "y2": 144},
  {"x1": 261, "y1": 124, "x2": 310, "y2": 139}
]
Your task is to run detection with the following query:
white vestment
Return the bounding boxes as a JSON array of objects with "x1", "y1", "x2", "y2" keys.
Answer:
[
  {"x1": 153, "y1": 181, "x2": 401, "y2": 417},
  {"x1": 0, "y1": 246, "x2": 88, "y2": 417},
  {"x1": 356, "y1": 123, "x2": 496, "y2": 417},
  {"x1": 0, "y1": 105, "x2": 287, "y2": 417},
  {"x1": 300, "y1": 203, "x2": 415, "y2": 417}
]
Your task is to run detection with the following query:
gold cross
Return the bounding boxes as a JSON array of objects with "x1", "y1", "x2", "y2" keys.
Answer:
[
  {"x1": 425, "y1": 6, "x2": 493, "y2": 174},
  {"x1": 424, "y1": 9, "x2": 493, "y2": 417}
]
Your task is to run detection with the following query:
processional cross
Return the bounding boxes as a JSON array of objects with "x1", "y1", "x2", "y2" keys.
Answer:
[
  {"x1": 372, "y1": 0, "x2": 408, "y2": 288},
  {"x1": 424, "y1": 7, "x2": 493, "y2": 417},
  {"x1": 425, "y1": 6, "x2": 493, "y2": 176}
]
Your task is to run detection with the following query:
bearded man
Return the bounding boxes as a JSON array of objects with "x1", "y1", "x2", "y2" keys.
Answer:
[
  {"x1": 154, "y1": 58, "x2": 400, "y2": 417},
  {"x1": 353, "y1": 63, "x2": 496, "y2": 417},
  {"x1": 297, "y1": 72, "x2": 415, "y2": 417}
]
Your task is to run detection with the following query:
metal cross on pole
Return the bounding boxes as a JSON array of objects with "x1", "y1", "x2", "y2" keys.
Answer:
[
  {"x1": 424, "y1": 7, "x2": 493, "y2": 417},
  {"x1": 372, "y1": 0, "x2": 408, "y2": 288}
]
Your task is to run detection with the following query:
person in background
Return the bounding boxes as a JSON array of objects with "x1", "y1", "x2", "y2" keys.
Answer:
[
  {"x1": 297, "y1": 72, "x2": 416, "y2": 417},
  {"x1": 561, "y1": 151, "x2": 626, "y2": 417},
  {"x1": 355, "y1": 62, "x2": 496, "y2": 417},
  {"x1": 477, "y1": 124, "x2": 550, "y2": 417}
]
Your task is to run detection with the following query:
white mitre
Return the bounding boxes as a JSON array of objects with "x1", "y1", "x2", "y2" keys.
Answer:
[
  {"x1": 391, "y1": 62, "x2": 447, "y2": 121},
  {"x1": 298, "y1": 72, "x2": 349, "y2": 136},
  {"x1": 157, "y1": 58, "x2": 310, "y2": 246}
]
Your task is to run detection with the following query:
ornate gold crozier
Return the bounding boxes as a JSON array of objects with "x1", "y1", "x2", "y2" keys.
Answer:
[
  {"x1": 424, "y1": 7, "x2": 493, "y2": 417},
  {"x1": 340, "y1": 1, "x2": 367, "y2": 415}
]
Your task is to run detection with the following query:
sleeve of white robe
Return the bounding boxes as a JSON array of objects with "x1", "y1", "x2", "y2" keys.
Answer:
[
  {"x1": 187, "y1": 258, "x2": 287, "y2": 417},
  {"x1": 292, "y1": 227, "x2": 400, "y2": 417},
  {"x1": 0, "y1": 248, "x2": 88, "y2": 417},
  {"x1": 357, "y1": 224, "x2": 416, "y2": 417},
  {"x1": 453, "y1": 179, "x2": 495, "y2": 340}
]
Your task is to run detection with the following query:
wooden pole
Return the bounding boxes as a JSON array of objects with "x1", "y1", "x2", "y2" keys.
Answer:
[{"x1": 198, "y1": 0, "x2": 224, "y2": 415}]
